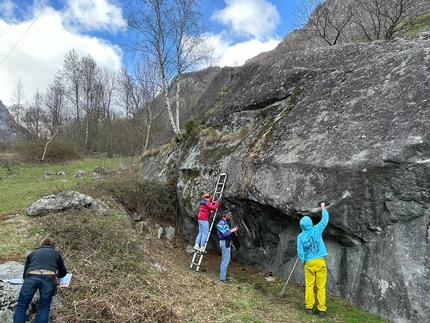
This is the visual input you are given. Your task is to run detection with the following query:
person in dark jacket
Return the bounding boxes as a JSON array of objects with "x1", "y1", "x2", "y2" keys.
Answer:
[
  {"x1": 194, "y1": 192, "x2": 220, "y2": 252},
  {"x1": 297, "y1": 201, "x2": 329, "y2": 318},
  {"x1": 14, "y1": 238, "x2": 67, "y2": 323},
  {"x1": 216, "y1": 211, "x2": 238, "y2": 283}
]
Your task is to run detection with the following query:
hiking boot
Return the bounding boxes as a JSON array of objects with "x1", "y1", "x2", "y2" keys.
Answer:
[
  {"x1": 305, "y1": 309, "x2": 313, "y2": 315},
  {"x1": 193, "y1": 244, "x2": 200, "y2": 250},
  {"x1": 318, "y1": 311, "x2": 326, "y2": 318}
]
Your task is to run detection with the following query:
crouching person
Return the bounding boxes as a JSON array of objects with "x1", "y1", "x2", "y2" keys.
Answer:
[{"x1": 14, "y1": 238, "x2": 67, "y2": 323}]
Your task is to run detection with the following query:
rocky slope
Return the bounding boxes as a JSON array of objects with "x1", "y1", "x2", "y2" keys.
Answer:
[
  {"x1": 141, "y1": 32, "x2": 430, "y2": 323},
  {"x1": 0, "y1": 101, "x2": 19, "y2": 142}
]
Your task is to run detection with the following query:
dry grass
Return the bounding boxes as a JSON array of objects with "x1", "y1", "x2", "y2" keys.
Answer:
[
  {"x1": 20, "y1": 207, "x2": 306, "y2": 323},
  {"x1": 1, "y1": 207, "x2": 389, "y2": 323},
  {"x1": 34, "y1": 207, "x2": 383, "y2": 323}
]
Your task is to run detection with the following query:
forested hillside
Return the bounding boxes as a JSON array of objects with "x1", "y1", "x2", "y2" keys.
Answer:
[{"x1": 1, "y1": 0, "x2": 429, "y2": 158}]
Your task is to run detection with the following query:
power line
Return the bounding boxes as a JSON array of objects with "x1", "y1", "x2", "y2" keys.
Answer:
[
  {"x1": 0, "y1": 0, "x2": 23, "y2": 38},
  {"x1": 0, "y1": 0, "x2": 51, "y2": 67}
]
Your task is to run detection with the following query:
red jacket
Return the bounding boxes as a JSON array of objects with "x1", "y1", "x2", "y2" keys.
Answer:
[{"x1": 197, "y1": 197, "x2": 219, "y2": 221}]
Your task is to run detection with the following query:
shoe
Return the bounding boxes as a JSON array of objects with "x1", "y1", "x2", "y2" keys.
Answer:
[
  {"x1": 199, "y1": 246, "x2": 205, "y2": 252},
  {"x1": 305, "y1": 309, "x2": 313, "y2": 315},
  {"x1": 193, "y1": 244, "x2": 200, "y2": 250},
  {"x1": 220, "y1": 279, "x2": 230, "y2": 283},
  {"x1": 319, "y1": 311, "x2": 326, "y2": 318}
]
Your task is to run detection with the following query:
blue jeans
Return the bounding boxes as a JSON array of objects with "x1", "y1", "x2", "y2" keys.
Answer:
[
  {"x1": 13, "y1": 275, "x2": 55, "y2": 323},
  {"x1": 219, "y1": 239, "x2": 231, "y2": 281},
  {"x1": 195, "y1": 220, "x2": 209, "y2": 246}
]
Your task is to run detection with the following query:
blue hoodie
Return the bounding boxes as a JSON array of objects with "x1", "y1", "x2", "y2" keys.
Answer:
[{"x1": 297, "y1": 209, "x2": 329, "y2": 264}]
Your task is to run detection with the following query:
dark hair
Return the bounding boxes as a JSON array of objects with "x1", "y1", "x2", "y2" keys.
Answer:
[
  {"x1": 223, "y1": 211, "x2": 232, "y2": 217},
  {"x1": 41, "y1": 238, "x2": 55, "y2": 248}
]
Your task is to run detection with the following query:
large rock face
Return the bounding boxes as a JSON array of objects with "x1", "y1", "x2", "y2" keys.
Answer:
[{"x1": 141, "y1": 33, "x2": 430, "y2": 323}]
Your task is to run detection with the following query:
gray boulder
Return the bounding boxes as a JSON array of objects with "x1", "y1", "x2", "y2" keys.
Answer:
[
  {"x1": 0, "y1": 262, "x2": 23, "y2": 322},
  {"x1": 140, "y1": 33, "x2": 430, "y2": 323},
  {"x1": 26, "y1": 191, "x2": 113, "y2": 217},
  {"x1": 27, "y1": 191, "x2": 93, "y2": 216}
]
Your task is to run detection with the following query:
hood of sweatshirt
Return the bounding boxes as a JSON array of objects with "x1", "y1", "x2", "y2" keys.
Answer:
[{"x1": 299, "y1": 216, "x2": 313, "y2": 231}]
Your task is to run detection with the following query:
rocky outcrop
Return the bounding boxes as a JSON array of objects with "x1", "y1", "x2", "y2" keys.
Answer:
[
  {"x1": 0, "y1": 262, "x2": 64, "y2": 322},
  {"x1": 140, "y1": 33, "x2": 430, "y2": 323}
]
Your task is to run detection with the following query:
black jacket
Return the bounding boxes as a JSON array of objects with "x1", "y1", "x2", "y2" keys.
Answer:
[{"x1": 23, "y1": 245, "x2": 67, "y2": 279}]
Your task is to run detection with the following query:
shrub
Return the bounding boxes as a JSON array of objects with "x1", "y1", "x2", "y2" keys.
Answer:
[
  {"x1": 9, "y1": 139, "x2": 82, "y2": 163},
  {"x1": 87, "y1": 171, "x2": 176, "y2": 222},
  {"x1": 39, "y1": 209, "x2": 180, "y2": 323}
]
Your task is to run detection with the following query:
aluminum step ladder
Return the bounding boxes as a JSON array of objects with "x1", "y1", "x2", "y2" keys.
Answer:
[{"x1": 189, "y1": 173, "x2": 227, "y2": 272}]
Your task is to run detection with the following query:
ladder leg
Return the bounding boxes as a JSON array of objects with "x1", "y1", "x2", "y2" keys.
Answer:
[{"x1": 189, "y1": 251, "x2": 198, "y2": 269}]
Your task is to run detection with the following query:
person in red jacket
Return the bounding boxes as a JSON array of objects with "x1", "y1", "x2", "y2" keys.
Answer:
[{"x1": 194, "y1": 192, "x2": 220, "y2": 252}]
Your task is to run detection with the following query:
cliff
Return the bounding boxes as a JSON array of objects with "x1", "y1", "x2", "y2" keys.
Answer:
[{"x1": 140, "y1": 32, "x2": 430, "y2": 323}]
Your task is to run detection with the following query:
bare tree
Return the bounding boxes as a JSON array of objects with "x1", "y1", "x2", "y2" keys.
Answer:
[
  {"x1": 22, "y1": 91, "x2": 47, "y2": 138},
  {"x1": 135, "y1": 57, "x2": 165, "y2": 151},
  {"x1": 354, "y1": 0, "x2": 426, "y2": 41},
  {"x1": 97, "y1": 67, "x2": 118, "y2": 122},
  {"x1": 43, "y1": 77, "x2": 66, "y2": 137},
  {"x1": 89, "y1": 67, "x2": 118, "y2": 154},
  {"x1": 125, "y1": 0, "x2": 213, "y2": 140},
  {"x1": 62, "y1": 49, "x2": 82, "y2": 121},
  {"x1": 10, "y1": 78, "x2": 27, "y2": 125},
  {"x1": 118, "y1": 59, "x2": 165, "y2": 152},
  {"x1": 293, "y1": 0, "x2": 355, "y2": 46},
  {"x1": 119, "y1": 67, "x2": 142, "y2": 119},
  {"x1": 78, "y1": 54, "x2": 98, "y2": 151},
  {"x1": 293, "y1": 0, "x2": 428, "y2": 46}
]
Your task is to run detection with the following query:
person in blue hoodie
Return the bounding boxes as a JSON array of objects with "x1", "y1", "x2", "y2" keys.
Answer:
[{"x1": 297, "y1": 201, "x2": 329, "y2": 318}]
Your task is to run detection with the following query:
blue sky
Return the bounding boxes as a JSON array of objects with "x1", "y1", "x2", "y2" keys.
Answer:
[{"x1": 0, "y1": 0, "x2": 303, "y2": 107}]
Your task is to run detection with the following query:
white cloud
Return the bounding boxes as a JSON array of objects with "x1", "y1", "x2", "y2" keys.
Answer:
[
  {"x1": 207, "y1": 32, "x2": 279, "y2": 67},
  {"x1": 207, "y1": 0, "x2": 282, "y2": 67},
  {"x1": 63, "y1": 0, "x2": 126, "y2": 33},
  {"x1": 0, "y1": 1, "x2": 124, "y2": 107},
  {"x1": 211, "y1": 0, "x2": 281, "y2": 40},
  {"x1": 0, "y1": 0, "x2": 283, "y2": 107},
  {"x1": 0, "y1": 0, "x2": 15, "y2": 20}
]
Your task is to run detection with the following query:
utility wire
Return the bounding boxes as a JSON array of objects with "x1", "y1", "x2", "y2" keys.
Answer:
[
  {"x1": 0, "y1": 0, "x2": 51, "y2": 67},
  {"x1": 0, "y1": 0, "x2": 22, "y2": 38}
]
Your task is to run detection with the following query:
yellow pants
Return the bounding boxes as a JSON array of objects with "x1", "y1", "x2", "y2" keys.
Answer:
[{"x1": 304, "y1": 257, "x2": 327, "y2": 312}]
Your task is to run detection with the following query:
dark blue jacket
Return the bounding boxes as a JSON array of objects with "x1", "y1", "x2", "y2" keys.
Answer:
[{"x1": 24, "y1": 245, "x2": 67, "y2": 279}]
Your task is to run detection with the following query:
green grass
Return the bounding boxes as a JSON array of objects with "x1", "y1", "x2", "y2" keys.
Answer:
[
  {"x1": 0, "y1": 216, "x2": 43, "y2": 259},
  {"x1": 0, "y1": 157, "x2": 138, "y2": 215}
]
